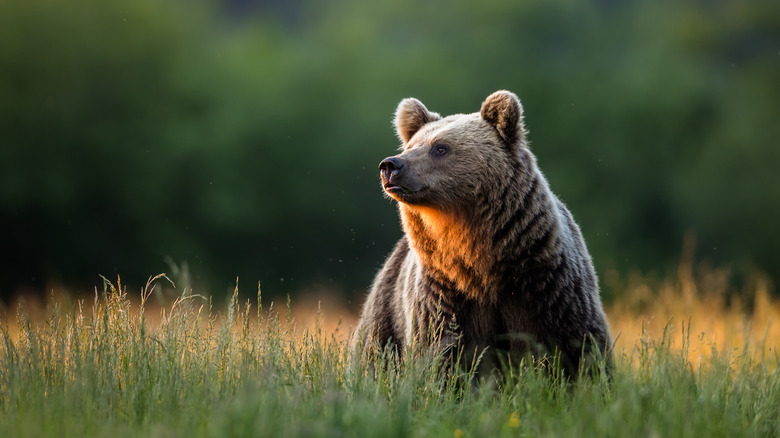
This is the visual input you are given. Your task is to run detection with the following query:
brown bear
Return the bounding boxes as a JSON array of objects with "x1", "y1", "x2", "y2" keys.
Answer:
[{"x1": 353, "y1": 90, "x2": 612, "y2": 377}]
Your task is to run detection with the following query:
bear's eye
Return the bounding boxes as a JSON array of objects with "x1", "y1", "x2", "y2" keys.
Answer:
[{"x1": 431, "y1": 143, "x2": 450, "y2": 157}]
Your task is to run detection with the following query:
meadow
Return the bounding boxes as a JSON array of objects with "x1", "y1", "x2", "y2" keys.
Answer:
[{"x1": 1, "y1": 268, "x2": 779, "y2": 438}]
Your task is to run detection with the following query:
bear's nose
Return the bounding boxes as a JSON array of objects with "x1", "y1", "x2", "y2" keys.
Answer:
[{"x1": 379, "y1": 157, "x2": 404, "y2": 177}]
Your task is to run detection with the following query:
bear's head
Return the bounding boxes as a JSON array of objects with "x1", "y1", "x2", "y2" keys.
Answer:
[{"x1": 379, "y1": 90, "x2": 528, "y2": 215}]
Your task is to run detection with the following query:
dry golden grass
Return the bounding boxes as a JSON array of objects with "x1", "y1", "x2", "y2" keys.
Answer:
[
  {"x1": 606, "y1": 264, "x2": 779, "y2": 367},
  {"x1": 3, "y1": 264, "x2": 778, "y2": 367}
]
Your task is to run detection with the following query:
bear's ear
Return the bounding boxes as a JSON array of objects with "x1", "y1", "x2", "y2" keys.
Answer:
[
  {"x1": 480, "y1": 90, "x2": 526, "y2": 147},
  {"x1": 394, "y1": 98, "x2": 441, "y2": 143}
]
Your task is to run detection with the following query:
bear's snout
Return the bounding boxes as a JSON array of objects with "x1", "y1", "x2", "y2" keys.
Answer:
[
  {"x1": 379, "y1": 155, "x2": 414, "y2": 198},
  {"x1": 379, "y1": 156, "x2": 406, "y2": 190},
  {"x1": 379, "y1": 156, "x2": 404, "y2": 178}
]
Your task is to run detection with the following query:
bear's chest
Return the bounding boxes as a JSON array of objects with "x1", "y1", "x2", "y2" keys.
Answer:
[{"x1": 447, "y1": 298, "x2": 527, "y2": 348}]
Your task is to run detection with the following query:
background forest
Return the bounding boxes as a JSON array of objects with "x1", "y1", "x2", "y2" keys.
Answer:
[{"x1": 1, "y1": 0, "x2": 779, "y2": 302}]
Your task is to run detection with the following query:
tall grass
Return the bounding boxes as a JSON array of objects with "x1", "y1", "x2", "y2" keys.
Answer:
[{"x1": 1, "y1": 272, "x2": 779, "y2": 438}]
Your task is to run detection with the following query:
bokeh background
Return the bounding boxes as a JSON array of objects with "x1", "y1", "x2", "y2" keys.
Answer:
[{"x1": 2, "y1": 0, "x2": 779, "y2": 306}]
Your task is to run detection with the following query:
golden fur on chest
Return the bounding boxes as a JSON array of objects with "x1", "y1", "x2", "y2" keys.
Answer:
[{"x1": 400, "y1": 204, "x2": 495, "y2": 302}]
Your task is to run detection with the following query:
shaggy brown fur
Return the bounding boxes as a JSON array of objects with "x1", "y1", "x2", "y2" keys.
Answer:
[{"x1": 353, "y1": 91, "x2": 612, "y2": 377}]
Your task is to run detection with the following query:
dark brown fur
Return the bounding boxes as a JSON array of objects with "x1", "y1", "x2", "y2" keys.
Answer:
[{"x1": 354, "y1": 91, "x2": 612, "y2": 377}]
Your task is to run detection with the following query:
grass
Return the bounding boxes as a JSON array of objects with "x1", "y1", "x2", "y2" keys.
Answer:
[{"x1": 1, "y1": 270, "x2": 780, "y2": 438}]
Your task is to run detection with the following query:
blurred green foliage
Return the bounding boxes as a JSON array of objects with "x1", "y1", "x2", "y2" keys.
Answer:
[{"x1": 1, "y1": 0, "x2": 779, "y2": 300}]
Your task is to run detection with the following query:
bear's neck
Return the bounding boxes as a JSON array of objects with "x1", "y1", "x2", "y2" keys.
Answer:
[{"x1": 399, "y1": 170, "x2": 560, "y2": 304}]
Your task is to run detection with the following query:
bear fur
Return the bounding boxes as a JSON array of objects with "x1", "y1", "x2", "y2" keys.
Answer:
[{"x1": 353, "y1": 90, "x2": 612, "y2": 377}]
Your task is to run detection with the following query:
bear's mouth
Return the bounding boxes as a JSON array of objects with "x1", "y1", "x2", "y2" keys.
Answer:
[
  {"x1": 383, "y1": 183, "x2": 427, "y2": 201},
  {"x1": 383, "y1": 183, "x2": 405, "y2": 195}
]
